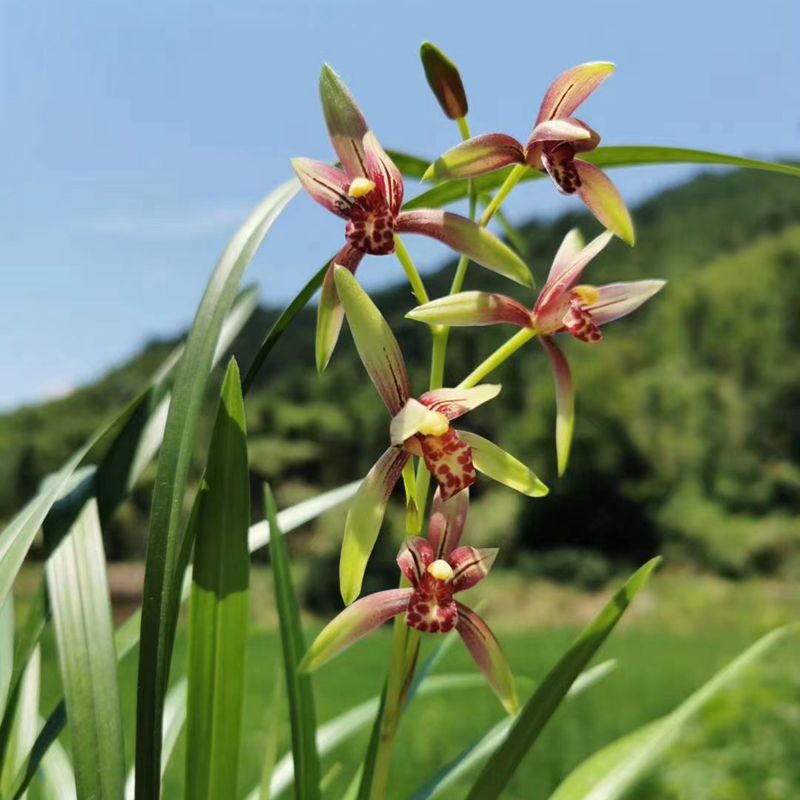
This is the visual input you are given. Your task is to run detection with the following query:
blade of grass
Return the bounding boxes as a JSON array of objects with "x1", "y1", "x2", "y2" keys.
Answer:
[
  {"x1": 265, "y1": 483, "x2": 321, "y2": 800},
  {"x1": 37, "y1": 726, "x2": 77, "y2": 800},
  {"x1": 0, "y1": 596, "x2": 12, "y2": 717},
  {"x1": 465, "y1": 558, "x2": 661, "y2": 800},
  {"x1": 185, "y1": 360, "x2": 251, "y2": 800},
  {"x1": 45, "y1": 498, "x2": 125, "y2": 800},
  {"x1": 407, "y1": 147, "x2": 800, "y2": 210},
  {"x1": 135, "y1": 179, "x2": 298, "y2": 799},
  {"x1": 257, "y1": 670, "x2": 283, "y2": 800},
  {"x1": 12, "y1": 480, "x2": 354, "y2": 799},
  {"x1": 0, "y1": 646, "x2": 40, "y2": 799},
  {"x1": 412, "y1": 661, "x2": 617, "y2": 800},
  {"x1": 548, "y1": 625, "x2": 798, "y2": 800}
]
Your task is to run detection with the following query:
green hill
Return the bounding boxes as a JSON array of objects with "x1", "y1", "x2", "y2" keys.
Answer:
[{"x1": 3, "y1": 169, "x2": 800, "y2": 585}]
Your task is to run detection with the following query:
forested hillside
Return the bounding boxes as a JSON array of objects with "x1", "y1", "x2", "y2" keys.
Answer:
[{"x1": 3, "y1": 168, "x2": 800, "y2": 588}]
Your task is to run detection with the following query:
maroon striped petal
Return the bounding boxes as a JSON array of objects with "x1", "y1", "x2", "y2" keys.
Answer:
[
  {"x1": 363, "y1": 131, "x2": 404, "y2": 216},
  {"x1": 333, "y1": 266, "x2": 411, "y2": 416},
  {"x1": 397, "y1": 536, "x2": 435, "y2": 586},
  {"x1": 422, "y1": 133, "x2": 525, "y2": 181},
  {"x1": 397, "y1": 210, "x2": 532, "y2": 287},
  {"x1": 587, "y1": 280, "x2": 666, "y2": 326},
  {"x1": 419, "y1": 385, "x2": 501, "y2": 421},
  {"x1": 319, "y1": 64, "x2": 370, "y2": 178},
  {"x1": 340, "y1": 447, "x2": 410, "y2": 604},
  {"x1": 574, "y1": 159, "x2": 636, "y2": 246},
  {"x1": 291, "y1": 158, "x2": 353, "y2": 219},
  {"x1": 535, "y1": 62, "x2": 616, "y2": 124},
  {"x1": 540, "y1": 335, "x2": 575, "y2": 477},
  {"x1": 299, "y1": 588, "x2": 413, "y2": 672},
  {"x1": 535, "y1": 230, "x2": 614, "y2": 312},
  {"x1": 406, "y1": 291, "x2": 533, "y2": 329},
  {"x1": 427, "y1": 487, "x2": 469, "y2": 559},
  {"x1": 315, "y1": 245, "x2": 364, "y2": 372},
  {"x1": 449, "y1": 546, "x2": 498, "y2": 593},
  {"x1": 527, "y1": 117, "x2": 599, "y2": 147},
  {"x1": 455, "y1": 603, "x2": 518, "y2": 714}
]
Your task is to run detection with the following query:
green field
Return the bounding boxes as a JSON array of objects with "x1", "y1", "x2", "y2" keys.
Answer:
[{"x1": 27, "y1": 570, "x2": 800, "y2": 799}]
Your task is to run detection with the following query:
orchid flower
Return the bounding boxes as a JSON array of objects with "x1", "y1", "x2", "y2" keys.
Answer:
[
  {"x1": 335, "y1": 265, "x2": 547, "y2": 604},
  {"x1": 300, "y1": 489, "x2": 518, "y2": 715},
  {"x1": 406, "y1": 229, "x2": 665, "y2": 476},
  {"x1": 422, "y1": 62, "x2": 635, "y2": 245},
  {"x1": 293, "y1": 65, "x2": 532, "y2": 371}
]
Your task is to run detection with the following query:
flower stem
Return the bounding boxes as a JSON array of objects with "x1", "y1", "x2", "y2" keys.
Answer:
[
  {"x1": 457, "y1": 327, "x2": 538, "y2": 389},
  {"x1": 480, "y1": 163, "x2": 527, "y2": 227},
  {"x1": 394, "y1": 236, "x2": 429, "y2": 305}
]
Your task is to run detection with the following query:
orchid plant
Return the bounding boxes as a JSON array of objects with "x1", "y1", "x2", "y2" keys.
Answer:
[{"x1": 8, "y1": 33, "x2": 799, "y2": 800}]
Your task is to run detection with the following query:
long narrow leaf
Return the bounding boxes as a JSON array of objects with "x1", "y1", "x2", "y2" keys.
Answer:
[
  {"x1": 12, "y1": 481, "x2": 355, "y2": 799},
  {"x1": 0, "y1": 596, "x2": 12, "y2": 717},
  {"x1": 265, "y1": 484, "x2": 321, "y2": 800},
  {"x1": 412, "y1": 660, "x2": 617, "y2": 800},
  {"x1": 185, "y1": 360, "x2": 251, "y2": 799},
  {"x1": 549, "y1": 625, "x2": 798, "y2": 800},
  {"x1": 37, "y1": 727, "x2": 77, "y2": 800},
  {"x1": 407, "y1": 146, "x2": 800, "y2": 210},
  {"x1": 135, "y1": 179, "x2": 298, "y2": 799},
  {"x1": 45, "y1": 499, "x2": 125, "y2": 800},
  {"x1": 465, "y1": 558, "x2": 660, "y2": 800}
]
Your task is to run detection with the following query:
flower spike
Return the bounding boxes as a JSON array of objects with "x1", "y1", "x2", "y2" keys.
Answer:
[
  {"x1": 296, "y1": 65, "x2": 536, "y2": 369},
  {"x1": 303, "y1": 533, "x2": 517, "y2": 714},
  {"x1": 424, "y1": 62, "x2": 634, "y2": 243}
]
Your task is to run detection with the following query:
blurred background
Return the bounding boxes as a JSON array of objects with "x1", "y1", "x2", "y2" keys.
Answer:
[{"x1": 2, "y1": 1, "x2": 800, "y2": 797}]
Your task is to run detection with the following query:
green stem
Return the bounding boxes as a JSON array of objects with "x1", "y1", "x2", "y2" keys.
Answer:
[
  {"x1": 458, "y1": 328, "x2": 538, "y2": 389},
  {"x1": 480, "y1": 163, "x2": 527, "y2": 227},
  {"x1": 394, "y1": 236, "x2": 429, "y2": 305}
]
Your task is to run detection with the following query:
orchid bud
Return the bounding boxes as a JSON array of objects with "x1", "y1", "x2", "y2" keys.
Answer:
[{"x1": 420, "y1": 42, "x2": 468, "y2": 120}]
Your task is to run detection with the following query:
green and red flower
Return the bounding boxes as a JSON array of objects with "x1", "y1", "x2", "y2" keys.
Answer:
[
  {"x1": 300, "y1": 489, "x2": 518, "y2": 715},
  {"x1": 407, "y1": 229, "x2": 665, "y2": 475},
  {"x1": 422, "y1": 62, "x2": 635, "y2": 245},
  {"x1": 293, "y1": 65, "x2": 532, "y2": 371},
  {"x1": 334, "y1": 266, "x2": 547, "y2": 604}
]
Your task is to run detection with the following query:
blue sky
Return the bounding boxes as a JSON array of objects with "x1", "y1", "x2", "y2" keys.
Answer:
[{"x1": 1, "y1": 0, "x2": 798, "y2": 410}]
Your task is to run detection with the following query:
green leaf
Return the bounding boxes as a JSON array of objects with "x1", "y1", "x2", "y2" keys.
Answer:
[
  {"x1": 13, "y1": 481, "x2": 354, "y2": 798},
  {"x1": 406, "y1": 146, "x2": 800, "y2": 211},
  {"x1": 185, "y1": 359, "x2": 251, "y2": 800},
  {"x1": 125, "y1": 679, "x2": 187, "y2": 800},
  {"x1": 0, "y1": 595, "x2": 12, "y2": 717},
  {"x1": 257, "y1": 671, "x2": 283, "y2": 800},
  {"x1": 135, "y1": 178, "x2": 298, "y2": 799},
  {"x1": 548, "y1": 626, "x2": 798, "y2": 800},
  {"x1": 0, "y1": 646, "x2": 40, "y2": 799},
  {"x1": 265, "y1": 484, "x2": 321, "y2": 800},
  {"x1": 412, "y1": 661, "x2": 617, "y2": 800},
  {"x1": 37, "y1": 727, "x2": 77, "y2": 800},
  {"x1": 45, "y1": 498, "x2": 125, "y2": 800},
  {"x1": 465, "y1": 559, "x2": 660, "y2": 800}
]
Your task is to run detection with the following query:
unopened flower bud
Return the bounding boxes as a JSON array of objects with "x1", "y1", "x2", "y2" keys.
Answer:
[{"x1": 420, "y1": 42, "x2": 468, "y2": 120}]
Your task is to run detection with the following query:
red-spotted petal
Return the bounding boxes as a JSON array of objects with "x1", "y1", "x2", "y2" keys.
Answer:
[
  {"x1": 449, "y1": 546, "x2": 498, "y2": 593},
  {"x1": 419, "y1": 429, "x2": 477, "y2": 501},
  {"x1": 457, "y1": 431, "x2": 548, "y2": 497},
  {"x1": 291, "y1": 158, "x2": 353, "y2": 219},
  {"x1": 397, "y1": 536, "x2": 435, "y2": 586},
  {"x1": 540, "y1": 336, "x2": 575, "y2": 477},
  {"x1": 541, "y1": 143, "x2": 582, "y2": 195},
  {"x1": 319, "y1": 65, "x2": 370, "y2": 179},
  {"x1": 563, "y1": 299, "x2": 603, "y2": 343},
  {"x1": 396, "y1": 210, "x2": 533, "y2": 287},
  {"x1": 428, "y1": 488, "x2": 469, "y2": 559},
  {"x1": 574, "y1": 159, "x2": 636, "y2": 246},
  {"x1": 406, "y1": 291, "x2": 533, "y2": 329},
  {"x1": 363, "y1": 131, "x2": 404, "y2": 216},
  {"x1": 419, "y1": 385, "x2": 501, "y2": 421},
  {"x1": 298, "y1": 588, "x2": 413, "y2": 672},
  {"x1": 339, "y1": 447, "x2": 410, "y2": 604},
  {"x1": 536, "y1": 62, "x2": 616, "y2": 124},
  {"x1": 535, "y1": 230, "x2": 614, "y2": 312},
  {"x1": 315, "y1": 246, "x2": 364, "y2": 372},
  {"x1": 333, "y1": 266, "x2": 411, "y2": 415},
  {"x1": 422, "y1": 133, "x2": 525, "y2": 181},
  {"x1": 455, "y1": 603, "x2": 518, "y2": 714},
  {"x1": 586, "y1": 280, "x2": 666, "y2": 326}
]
